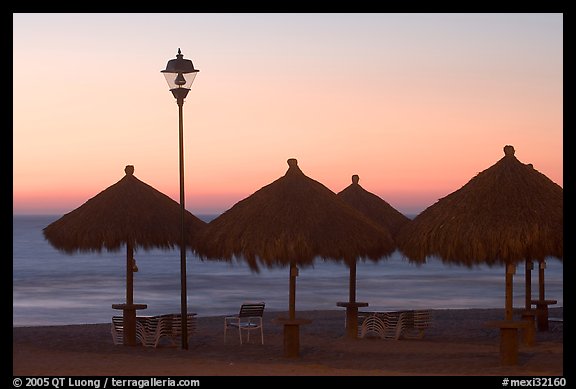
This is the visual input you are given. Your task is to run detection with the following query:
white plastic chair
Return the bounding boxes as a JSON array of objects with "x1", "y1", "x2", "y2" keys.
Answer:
[{"x1": 224, "y1": 302, "x2": 265, "y2": 344}]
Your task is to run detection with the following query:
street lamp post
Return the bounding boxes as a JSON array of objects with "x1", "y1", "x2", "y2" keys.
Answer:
[{"x1": 161, "y1": 48, "x2": 199, "y2": 350}]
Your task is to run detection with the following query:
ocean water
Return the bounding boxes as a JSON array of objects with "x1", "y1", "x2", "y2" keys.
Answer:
[{"x1": 13, "y1": 215, "x2": 563, "y2": 327}]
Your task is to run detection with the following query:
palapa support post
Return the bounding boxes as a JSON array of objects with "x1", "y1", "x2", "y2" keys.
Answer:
[
  {"x1": 349, "y1": 260, "x2": 356, "y2": 306},
  {"x1": 520, "y1": 260, "x2": 536, "y2": 346},
  {"x1": 346, "y1": 260, "x2": 358, "y2": 338},
  {"x1": 127, "y1": 242, "x2": 134, "y2": 305},
  {"x1": 484, "y1": 264, "x2": 529, "y2": 366},
  {"x1": 520, "y1": 310, "x2": 536, "y2": 346},
  {"x1": 284, "y1": 262, "x2": 300, "y2": 357},
  {"x1": 111, "y1": 240, "x2": 147, "y2": 346},
  {"x1": 539, "y1": 260, "x2": 545, "y2": 302},
  {"x1": 485, "y1": 320, "x2": 530, "y2": 366},
  {"x1": 125, "y1": 241, "x2": 136, "y2": 345},
  {"x1": 499, "y1": 325, "x2": 520, "y2": 365},
  {"x1": 505, "y1": 264, "x2": 515, "y2": 321},
  {"x1": 345, "y1": 308, "x2": 360, "y2": 338},
  {"x1": 283, "y1": 322, "x2": 300, "y2": 358},
  {"x1": 488, "y1": 254, "x2": 542, "y2": 363},
  {"x1": 525, "y1": 260, "x2": 532, "y2": 311},
  {"x1": 289, "y1": 262, "x2": 297, "y2": 320},
  {"x1": 336, "y1": 259, "x2": 368, "y2": 339},
  {"x1": 536, "y1": 260, "x2": 548, "y2": 331},
  {"x1": 273, "y1": 262, "x2": 312, "y2": 358},
  {"x1": 531, "y1": 260, "x2": 556, "y2": 332}
]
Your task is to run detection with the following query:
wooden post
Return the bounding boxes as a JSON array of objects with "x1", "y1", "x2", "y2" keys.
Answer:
[
  {"x1": 127, "y1": 242, "x2": 134, "y2": 306},
  {"x1": 346, "y1": 261, "x2": 358, "y2": 338},
  {"x1": 349, "y1": 260, "x2": 356, "y2": 303},
  {"x1": 124, "y1": 242, "x2": 136, "y2": 346},
  {"x1": 505, "y1": 264, "x2": 515, "y2": 321},
  {"x1": 525, "y1": 260, "x2": 532, "y2": 311},
  {"x1": 289, "y1": 262, "x2": 297, "y2": 320},
  {"x1": 538, "y1": 260, "x2": 545, "y2": 301},
  {"x1": 485, "y1": 321, "x2": 525, "y2": 366},
  {"x1": 284, "y1": 262, "x2": 300, "y2": 357},
  {"x1": 520, "y1": 311, "x2": 536, "y2": 346},
  {"x1": 346, "y1": 306, "x2": 358, "y2": 339},
  {"x1": 499, "y1": 327, "x2": 519, "y2": 365},
  {"x1": 537, "y1": 260, "x2": 549, "y2": 331},
  {"x1": 283, "y1": 323, "x2": 300, "y2": 358}
]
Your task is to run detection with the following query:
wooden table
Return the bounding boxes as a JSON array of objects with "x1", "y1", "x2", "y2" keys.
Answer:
[
  {"x1": 112, "y1": 303, "x2": 148, "y2": 346},
  {"x1": 531, "y1": 299, "x2": 557, "y2": 331},
  {"x1": 337, "y1": 301, "x2": 369, "y2": 339},
  {"x1": 273, "y1": 317, "x2": 312, "y2": 358},
  {"x1": 485, "y1": 320, "x2": 530, "y2": 366}
]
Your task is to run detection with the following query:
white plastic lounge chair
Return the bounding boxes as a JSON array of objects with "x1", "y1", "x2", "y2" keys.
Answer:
[
  {"x1": 401, "y1": 310, "x2": 432, "y2": 339},
  {"x1": 111, "y1": 315, "x2": 147, "y2": 345},
  {"x1": 224, "y1": 302, "x2": 265, "y2": 344},
  {"x1": 358, "y1": 310, "x2": 431, "y2": 340},
  {"x1": 140, "y1": 313, "x2": 197, "y2": 348},
  {"x1": 112, "y1": 313, "x2": 196, "y2": 347},
  {"x1": 111, "y1": 316, "x2": 124, "y2": 345},
  {"x1": 359, "y1": 311, "x2": 406, "y2": 340}
]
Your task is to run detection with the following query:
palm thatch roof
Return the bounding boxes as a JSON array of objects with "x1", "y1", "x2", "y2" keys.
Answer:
[
  {"x1": 194, "y1": 159, "x2": 396, "y2": 271},
  {"x1": 337, "y1": 174, "x2": 410, "y2": 239},
  {"x1": 43, "y1": 165, "x2": 207, "y2": 253},
  {"x1": 396, "y1": 145, "x2": 563, "y2": 266}
]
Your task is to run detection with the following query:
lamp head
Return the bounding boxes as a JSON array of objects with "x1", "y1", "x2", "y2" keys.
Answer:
[{"x1": 161, "y1": 48, "x2": 199, "y2": 92}]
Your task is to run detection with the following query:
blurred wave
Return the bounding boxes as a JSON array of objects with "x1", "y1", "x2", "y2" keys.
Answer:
[{"x1": 13, "y1": 215, "x2": 563, "y2": 326}]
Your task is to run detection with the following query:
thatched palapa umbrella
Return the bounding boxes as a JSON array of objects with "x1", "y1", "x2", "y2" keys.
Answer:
[
  {"x1": 336, "y1": 174, "x2": 410, "y2": 337},
  {"x1": 43, "y1": 165, "x2": 207, "y2": 345},
  {"x1": 195, "y1": 159, "x2": 395, "y2": 357},
  {"x1": 396, "y1": 145, "x2": 562, "y2": 365},
  {"x1": 396, "y1": 145, "x2": 563, "y2": 324}
]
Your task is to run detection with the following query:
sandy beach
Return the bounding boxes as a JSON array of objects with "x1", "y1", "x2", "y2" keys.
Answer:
[{"x1": 13, "y1": 308, "x2": 563, "y2": 376}]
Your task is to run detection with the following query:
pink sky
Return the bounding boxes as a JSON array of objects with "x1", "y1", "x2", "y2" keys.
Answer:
[{"x1": 13, "y1": 13, "x2": 563, "y2": 216}]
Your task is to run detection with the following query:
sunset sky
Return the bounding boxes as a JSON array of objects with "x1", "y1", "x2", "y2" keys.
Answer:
[{"x1": 13, "y1": 13, "x2": 563, "y2": 216}]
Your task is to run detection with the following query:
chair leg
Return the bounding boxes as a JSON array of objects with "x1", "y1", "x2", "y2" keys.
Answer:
[
  {"x1": 224, "y1": 322, "x2": 227, "y2": 343},
  {"x1": 238, "y1": 327, "x2": 242, "y2": 345},
  {"x1": 260, "y1": 328, "x2": 264, "y2": 345}
]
